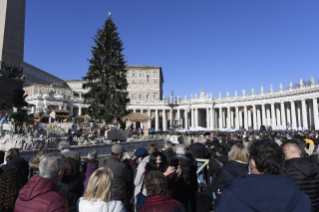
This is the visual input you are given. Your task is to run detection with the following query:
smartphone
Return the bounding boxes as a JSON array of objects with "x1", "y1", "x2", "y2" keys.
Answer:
[{"x1": 170, "y1": 158, "x2": 179, "y2": 169}]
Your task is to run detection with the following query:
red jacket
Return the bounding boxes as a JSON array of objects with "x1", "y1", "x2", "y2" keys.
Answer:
[{"x1": 14, "y1": 176, "x2": 68, "y2": 212}]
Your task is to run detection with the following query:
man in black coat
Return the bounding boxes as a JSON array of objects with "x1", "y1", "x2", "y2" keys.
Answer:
[
  {"x1": 282, "y1": 140, "x2": 319, "y2": 211},
  {"x1": 209, "y1": 146, "x2": 229, "y2": 177},
  {"x1": 101, "y1": 144, "x2": 132, "y2": 211}
]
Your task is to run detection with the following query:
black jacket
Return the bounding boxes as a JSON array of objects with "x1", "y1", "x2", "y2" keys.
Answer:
[
  {"x1": 208, "y1": 154, "x2": 228, "y2": 177},
  {"x1": 214, "y1": 160, "x2": 248, "y2": 187},
  {"x1": 283, "y1": 157, "x2": 319, "y2": 211},
  {"x1": 103, "y1": 155, "x2": 132, "y2": 199},
  {"x1": 189, "y1": 142, "x2": 208, "y2": 159},
  {"x1": 163, "y1": 148, "x2": 175, "y2": 162},
  {"x1": 58, "y1": 172, "x2": 86, "y2": 212}
]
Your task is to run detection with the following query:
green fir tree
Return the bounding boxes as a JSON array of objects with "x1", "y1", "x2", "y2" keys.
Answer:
[{"x1": 83, "y1": 14, "x2": 129, "y2": 123}]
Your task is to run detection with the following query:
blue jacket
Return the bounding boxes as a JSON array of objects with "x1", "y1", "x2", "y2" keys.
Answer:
[{"x1": 216, "y1": 174, "x2": 312, "y2": 212}]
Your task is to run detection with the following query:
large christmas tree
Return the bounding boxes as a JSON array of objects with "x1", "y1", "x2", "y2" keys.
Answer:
[{"x1": 83, "y1": 14, "x2": 129, "y2": 123}]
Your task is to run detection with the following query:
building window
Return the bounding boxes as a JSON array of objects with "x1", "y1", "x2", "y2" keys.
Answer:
[
  {"x1": 131, "y1": 94, "x2": 135, "y2": 100},
  {"x1": 146, "y1": 93, "x2": 150, "y2": 100},
  {"x1": 154, "y1": 79, "x2": 157, "y2": 83},
  {"x1": 153, "y1": 71, "x2": 158, "y2": 78},
  {"x1": 139, "y1": 71, "x2": 143, "y2": 78},
  {"x1": 67, "y1": 90, "x2": 70, "y2": 95},
  {"x1": 139, "y1": 93, "x2": 142, "y2": 100},
  {"x1": 146, "y1": 72, "x2": 150, "y2": 82},
  {"x1": 153, "y1": 93, "x2": 157, "y2": 100},
  {"x1": 132, "y1": 72, "x2": 135, "y2": 78}
]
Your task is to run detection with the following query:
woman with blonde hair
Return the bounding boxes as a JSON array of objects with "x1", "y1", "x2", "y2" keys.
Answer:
[
  {"x1": 76, "y1": 167, "x2": 126, "y2": 212},
  {"x1": 214, "y1": 143, "x2": 249, "y2": 187}
]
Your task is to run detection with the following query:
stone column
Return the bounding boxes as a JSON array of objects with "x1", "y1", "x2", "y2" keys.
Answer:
[
  {"x1": 257, "y1": 106, "x2": 261, "y2": 129},
  {"x1": 297, "y1": 102, "x2": 301, "y2": 128},
  {"x1": 230, "y1": 108, "x2": 234, "y2": 128},
  {"x1": 235, "y1": 106, "x2": 239, "y2": 129},
  {"x1": 133, "y1": 109, "x2": 136, "y2": 129},
  {"x1": 206, "y1": 107, "x2": 209, "y2": 128},
  {"x1": 184, "y1": 109, "x2": 188, "y2": 129},
  {"x1": 78, "y1": 107, "x2": 82, "y2": 116},
  {"x1": 248, "y1": 108, "x2": 251, "y2": 128},
  {"x1": 163, "y1": 109, "x2": 167, "y2": 131},
  {"x1": 227, "y1": 107, "x2": 231, "y2": 128},
  {"x1": 271, "y1": 103, "x2": 276, "y2": 129},
  {"x1": 290, "y1": 101, "x2": 297, "y2": 130},
  {"x1": 155, "y1": 109, "x2": 159, "y2": 131},
  {"x1": 276, "y1": 105, "x2": 281, "y2": 126},
  {"x1": 313, "y1": 98, "x2": 319, "y2": 130},
  {"x1": 253, "y1": 105, "x2": 257, "y2": 130},
  {"x1": 70, "y1": 106, "x2": 74, "y2": 117},
  {"x1": 222, "y1": 108, "x2": 226, "y2": 128},
  {"x1": 239, "y1": 108, "x2": 242, "y2": 128},
  {"x1": 148, "y1": 108, "x2": 151, "y2": 129},
  {"x1": 301, "y1": 99, "x2": 308, "y2": 129},
  {"x1": 140, "y1": 109, "x2": 144, "y2": 128},
  {"x1": 195, "y1": 108, "x2": 198, "y2": 127},
  {"x1": 170, "y1": 108, "x2": 173, "y2": 128},
  {"x1": 266, "y1": 106, "x2": 271, "y2": 126},
  {"x1": 219, "y1": 107, "x2": 222, "y2": 128},
  {"x1": 244, "y1": 105, "x2": 248, "y2": 129},
  {"x1": 286, "y1": 105, "x2": 291, "y2": 126},
  {"x1": 191, "y1": 108, "x2": 194, "y2": 127},
  {"x1": 262, "y1": 104, "x2": 266, "y2": 126},
  {"x1": 281, "y1": 101, "x2": 286, "y2": 128},
  {"x1": 210, "y1": 105, "x2": 214, "y2": 128},
  {"x1": 309, "y1": 100, "x2": 314, "y2": 129}
]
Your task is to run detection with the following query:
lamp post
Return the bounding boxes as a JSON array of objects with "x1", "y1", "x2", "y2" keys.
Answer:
[{"x1": 164, "y1": 91, "x2": 181, "y2": 134}]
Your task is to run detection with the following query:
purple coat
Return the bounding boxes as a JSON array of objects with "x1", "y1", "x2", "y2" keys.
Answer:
[{"x1": 82, "y1": 159, "x2": 99, "y2": 190}]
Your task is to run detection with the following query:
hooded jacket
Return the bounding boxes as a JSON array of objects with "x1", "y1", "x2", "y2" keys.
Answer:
[
  {"x1": 14, "y1": 176, "x2": 68, "y2": 212},
  {"x1": 208, "y1": 154, "x2": 228, "y2": 177},
  {"x1": 163, "y1": 148, "x2": 175, "y2": 162},
  {"x1": 216, "y1": 174, "x2": 312, "y2": 212},
  {"x1": 76, "y1": 198, "x2": 125, "y2": 212},
  {"x1": 82, "y1": 159, "x2": 99, "y2": 190},
  {"x1": 189, "y1": 142, "x2": 208, "y2": 159},
  {"x1": 283, "y1": 157, "x2": 319, "y2": 211},
  {"x1": 58, "y1": 173, "x2": 86, "y2": 212},
  {"x1": 214, "y1": 160, "x2": 248, "y2": 187},
  {"x1": 134, "y1": 156, "x2": 150, "y2": 197}
]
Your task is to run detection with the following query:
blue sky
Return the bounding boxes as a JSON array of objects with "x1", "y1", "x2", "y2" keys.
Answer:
[{"x1": 24, "y1": 0, "x2": 319, "y2": 98}]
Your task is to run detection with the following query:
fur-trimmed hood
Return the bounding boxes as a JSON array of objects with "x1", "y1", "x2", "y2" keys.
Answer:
[{"x1": 29, "y1": 157, "x2": 40, "y2": 169}]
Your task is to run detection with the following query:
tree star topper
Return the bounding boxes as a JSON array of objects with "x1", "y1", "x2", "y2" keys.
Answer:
[{"x1": 108, "y1": 12, "x2": 111, "y2": 17}]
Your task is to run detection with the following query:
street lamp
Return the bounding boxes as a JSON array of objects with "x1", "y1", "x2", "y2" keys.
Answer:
[{"x1": 164, "y1": 91, "x2": 181, "y2": 134}]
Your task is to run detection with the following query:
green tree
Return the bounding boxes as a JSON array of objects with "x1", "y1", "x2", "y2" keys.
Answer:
[{"x1": 83, "y1": 14, "x2": 129, "y2": 123}]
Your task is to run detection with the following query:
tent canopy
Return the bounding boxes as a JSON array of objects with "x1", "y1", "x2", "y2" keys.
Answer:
[{"x1": 121, "y1": 112, "x2": 151, "y2": 123}]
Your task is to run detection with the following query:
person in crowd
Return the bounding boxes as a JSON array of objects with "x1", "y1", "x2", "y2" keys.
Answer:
[
  {"x1": 101, "y1": 144, "x2": 132, "y2": 211},
  {"x1": 162, "y1": 144, "x2": 175, "y2": 162},
  {"x1": 214, "y1": 143, "x2": 248, "y2": 187},
  {"x1": 150, "y1": 144, "x2": 160, "y2": 152},
  {"x1": 170, "y1": 144, "x2": 198, "y2": 212},
  {"x1": 59, "y1": 141, "x2": 81, "y2": 172},
  {"x1": 282, "y1": 140, "x2": 319, "y2": 211},
  {"x1": 0, "y1": 115, "x2": 7, "y2": 123},
  {"x1": 189, "y1": 138, "x2": 208, "y2": 186},
  {"x1": 294, "y1": 134, "x2": 307, "y2": 157},
  {"x1": 14, "y1": 152, "x2": 68, "y2": 212},
  {"x1": 134, "y1": 147, "x2": 150, "y2": 203},
  {"x1": 146, "y1": 146, "x2": 155, "y2": 156},
  {"x1": 122, "y1": 152, "x2": 137, "y2": 172},
  {"x1": 185, "y1": 147, "x2": 197, "y2": 168},
  {"x1": 138, "y1": 171, "x2": 186, "y2": 212},
  {"x1": 145, "y1": 152, "x2": 176, "y2": 177},
  {"x1": 215, "y1": 139, "x2": 312, "y2": 212},
  {"x1": 29, "y1": 147, "x2": 49, "y2": 177},
  {"x1": 121, "y1": 152, "x2": 136, "y2": 212},
  {"x1": 208, "y1": 146, "x2": 228, "y2": 178},
  {"x1": 58, "y1": 158, "x2": 85, "y2": 212},
  {"x1": 82, "y1": 149, "x2": 99, "y2": 190},
  {"x1": 0, "y1": 165, "x2": 26, "y2": 212},
  {"x1": 1, "y1": 148, "x2": 29, "y2": 181},
  {"x1": 76, "y1": 167, "x2": 125, "y2": 212}
]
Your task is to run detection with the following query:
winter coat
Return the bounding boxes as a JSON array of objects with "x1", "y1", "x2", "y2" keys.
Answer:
[
  {"x1": 189, "y1": 142, "x2": 208, "y2": 159},
  {"x1": 1, "y1": 157, "x2": 29, "y2": 181},
  {"x1": 29, "y1": 157, "x2": 40, "y2": 177},
  {"x1": 61, "y1": 150, "x2": 82, "y2": 172},
  {"x1": 58, "y1": 173, "x2": 86, "y2": 212},
  {"x1": 283, "y1": 157, "x2": 319, "y2": 211},
  {"x1": 170, "y1": 155, "x2": 198, "y2": 199},
  {"x1": 14, "y1": 176, "x2": 68, "y2": 212},
  {"x1": 208, "y1": 154, "x2": 228, "y2": 177},
  {"x1": 216, "y1": 174, "x2": 312, "y2": 212},
  {"x1": 82, "y1": 159, "x2": 99, "y2": 190},
  {"x1": 103, "y1": 156, "x2": 132, "y2": 200},
  {"x1": 76, "y1": 198, "x2": 125, "y2": 212},
  {"x1": 134, "y1": 156, "x2": 150, "y2": 197},
  {"x1": 214, "y1": 160, "x2": 248, "y2": 187},
  {"x1": 138, "y1": 193, "x2": 185, "y2": 212},
  {"x1": 163, "y1": 148, "x2": 175, "y2": 162}
]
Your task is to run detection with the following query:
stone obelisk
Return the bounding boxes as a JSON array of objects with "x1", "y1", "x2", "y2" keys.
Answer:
[{"x1": 0, "y1": 0, "x2": 26, "y2": 68}]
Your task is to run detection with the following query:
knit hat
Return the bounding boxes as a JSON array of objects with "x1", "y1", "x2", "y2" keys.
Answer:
[
  {"x1": 134, "y1": 147, "x2": 147, "y2": 157},
  {"x1": 111, "y1": 144, "x2": 125, "y2": 154}
]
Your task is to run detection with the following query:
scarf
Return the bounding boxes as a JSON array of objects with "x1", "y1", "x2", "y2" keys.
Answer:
[{"x1": 139, "y1": 193, "x2": 182, "y2": 212}]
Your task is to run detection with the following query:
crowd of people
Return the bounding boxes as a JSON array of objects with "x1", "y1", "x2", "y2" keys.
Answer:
[{"x1": 0, "y1": 131, "x2": 317, "y2": 211}]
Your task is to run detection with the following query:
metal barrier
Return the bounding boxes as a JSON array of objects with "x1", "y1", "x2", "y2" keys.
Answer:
[{"x1": 196, "y1": 158, "x2": 210, "y2": 185}]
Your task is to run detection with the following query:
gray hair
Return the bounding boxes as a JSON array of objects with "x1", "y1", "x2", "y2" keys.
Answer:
[
  {"x1": 39, "y1": 153, "x2": 65, "y2": 181},
  {"x1": 176, "y1": 144, "x2": 186, "y2": 155},
  {"x1": 58, "y1": 141, "x2": 71, "y2": 151},
  {"x1": 88, "y1": 149, "x2": 98, "y2": 159}
]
